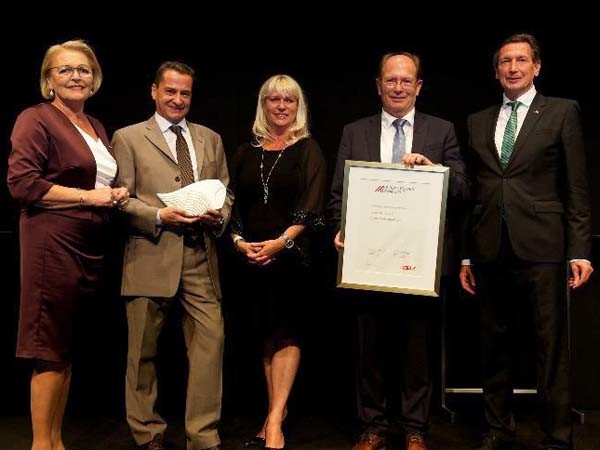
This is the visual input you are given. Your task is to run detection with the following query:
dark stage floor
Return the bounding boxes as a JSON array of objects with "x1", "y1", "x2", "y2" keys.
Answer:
[{"x1": 1, "y1": 405, "x2": 599, "y2": 450}]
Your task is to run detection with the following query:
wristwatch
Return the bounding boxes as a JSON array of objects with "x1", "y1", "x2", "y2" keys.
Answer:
[{"x1": 280, "y1": 232, "x2": 295, "y2": 249}]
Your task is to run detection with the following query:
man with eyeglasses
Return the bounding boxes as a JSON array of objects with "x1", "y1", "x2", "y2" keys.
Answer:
[
  {"x1": 112, "y1": 61, "x2": 232, "y2": 450},
  {"x1": 328, "y1": 52, "x2": 469, "y2": 450}
]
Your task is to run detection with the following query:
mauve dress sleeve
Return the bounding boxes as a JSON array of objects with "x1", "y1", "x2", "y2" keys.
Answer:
[{"x1": 7, "y1": 107, "x2": 54, "y2": 205}]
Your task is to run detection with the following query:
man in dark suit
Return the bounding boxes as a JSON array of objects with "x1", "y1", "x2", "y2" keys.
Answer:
[
  {"x1": 459, "y1": 34, "x2": 593, "y2": 450},
  {"x1": 328, "y1": 52, "x2": 469, "y2": 450}
]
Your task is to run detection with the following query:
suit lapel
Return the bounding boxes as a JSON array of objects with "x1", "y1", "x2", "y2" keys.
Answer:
[
  {"x1": 144, "y1": 117, "x2": 177, "y2": 165},
  {"x1": 486, "y1": 106, "x2": 502, "y2": 170},
  {"x1": 412, "y1": 111, "x2": 426, "y2": 154},
  {"x1": 366, "y1": 114, "x2": 382, "y2": 162},
  {"x1": 506, "y1": 93, "x2": 545, "y2": 169},
  {"x1": 189, "y1": 123, "x2": 205, "y2": 178},
  {"x1": 87, "y1": 116, "x2": 113, "y2": 155}
]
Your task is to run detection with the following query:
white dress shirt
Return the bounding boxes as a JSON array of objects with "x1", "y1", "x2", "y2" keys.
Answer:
[
  {"x1": 380, "y1": 108, "x2": 416, "y2": 162},
  {"x1": 154, "y1": 113, "x2": 202, "y2": 226},
  {"x1": 154, "y1": 112, "x2": 199, "y2": 182},
  {"x1": 493, "y1": 85, "x2": 537, "y2": 156},
  {"x1": 73, "y1": 124, "x2": 117, "y2": 187}
]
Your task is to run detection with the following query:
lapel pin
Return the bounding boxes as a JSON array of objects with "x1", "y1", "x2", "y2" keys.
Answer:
[{"x1": 534, "y1": 110, "x2": 540, "y2": 114}]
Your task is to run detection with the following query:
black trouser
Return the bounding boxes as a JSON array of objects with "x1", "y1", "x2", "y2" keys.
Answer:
[
  {"x1": 354, "y1": 295, "x2": 434, "y2": 436},
  {"x1": 474, "y1": 229, "x2": 571, "y2": 449}
]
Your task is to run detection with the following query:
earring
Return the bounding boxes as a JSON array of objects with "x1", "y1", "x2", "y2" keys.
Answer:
[
  {"x1": 90, "y1": 88, "x2": 94, "y2": 95},
  {"x1": 49, "y1": 88, "x2": 54, "y2": 97}
]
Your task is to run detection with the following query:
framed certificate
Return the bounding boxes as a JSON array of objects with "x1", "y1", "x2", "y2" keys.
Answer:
[{"x1": 337, "y1": 161, "x2": 449, "y2": 297}]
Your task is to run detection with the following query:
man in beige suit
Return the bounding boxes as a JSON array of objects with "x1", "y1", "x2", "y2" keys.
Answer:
[{"x1": 112, "y1": 61, "x2": 233, "y2": 450}]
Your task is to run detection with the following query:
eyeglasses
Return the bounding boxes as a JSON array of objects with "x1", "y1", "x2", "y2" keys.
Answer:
[
  {"x1": 49, "y1": 65, "x2": 93, "y2": 78},
  {"x1": 382, "y1": 78, "x2": 417, "y2": 89}
]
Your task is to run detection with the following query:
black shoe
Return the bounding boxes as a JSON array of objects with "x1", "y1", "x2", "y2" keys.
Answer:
[
  {"x1": 475, "y1": 433, "x2": 515, "y2": 450},
  {"x1": 243, "y1": 436, "x2": 266, "y2": 448},
  {"x1": 140, "y1": 433, "x2": 165, "y2": 450}
]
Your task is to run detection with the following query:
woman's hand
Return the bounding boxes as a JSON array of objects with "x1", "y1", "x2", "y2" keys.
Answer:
[
  {"x1": 111, "y1": 187, "x2": 130, "y2": 210},
  {"x1": 235, "y1": 241, "x2": 262, "y2": 264},
  {"x1": 253, "y1": 238, "x2": 286, "y2": 266},
  {"x1": 82, "y1": 186, "x2": 114, "y2": 207}
]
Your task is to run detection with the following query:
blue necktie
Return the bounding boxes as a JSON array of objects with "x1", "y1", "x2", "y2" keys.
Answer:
[
  {"x1": 500, "y1": 101, "x2": 521, "y2": 169},
  {"x1": 392, "y1": 118, "x2": 407, "y2": 163}
]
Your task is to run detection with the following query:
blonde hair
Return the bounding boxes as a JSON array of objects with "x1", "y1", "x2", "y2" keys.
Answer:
[
  {"x1": 252, "y1": 74, "x2": 310, "y2": 147},
  {"x1": 40, "y1": 39, "x2": 103, "y2": 99}
]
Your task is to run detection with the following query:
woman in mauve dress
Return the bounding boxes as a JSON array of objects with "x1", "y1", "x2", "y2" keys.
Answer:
[{"x1": 7, "y1": 39, "x2": 129, "y2": 450}]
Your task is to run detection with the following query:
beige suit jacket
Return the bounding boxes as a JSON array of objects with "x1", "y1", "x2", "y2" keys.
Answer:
[{"x1": 112, "y1": 116, "x2": 233, "y2": 298}]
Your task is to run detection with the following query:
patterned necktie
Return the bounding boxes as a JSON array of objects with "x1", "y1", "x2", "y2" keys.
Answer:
[
  {"x1": 392, "y1": 118, "x2": 407, "y2": 163},
  {"x1": 170, "y1": 125, "x2": 195, "y2": 186},
  {"x1": 500, "y1": 101, "x2": 521, "y2": 169}
]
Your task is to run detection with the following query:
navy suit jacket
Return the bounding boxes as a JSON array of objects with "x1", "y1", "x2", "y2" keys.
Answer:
[
  {"x1": 328, "y1": 111, "x2": 469, "y2": 274},
  {"x1": 464, "y1": 94, "x2": 592, "y2": 263}
]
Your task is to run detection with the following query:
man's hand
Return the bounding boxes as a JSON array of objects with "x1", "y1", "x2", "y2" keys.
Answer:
[
  {"x1": 402, "y1": 153, "x2": 435, "y2": 168},
  {"x1": 459, "y1": 265, "x2": 476, "y2": 295},
  {"x1": 569, "y1": 260, "x2": 594, "y2": 289},
  {"x1": 334, "y1": 231, "x2": 344, "y2": 251},
  {"x1": 159, "y1": 207, "x2": 201, "y2": 227},
  {"x1": 198, "y1": 209, "x2": 223, "y2": 227}
]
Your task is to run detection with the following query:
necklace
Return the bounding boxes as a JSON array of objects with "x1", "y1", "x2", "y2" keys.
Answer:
[{"x1": 260, "y1": 147, "x2": 287, "y2": 204}]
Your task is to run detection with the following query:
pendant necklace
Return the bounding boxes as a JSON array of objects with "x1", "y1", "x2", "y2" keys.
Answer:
[{"x1": 260, "y1": 147, "x2": 287, "y2": 204}]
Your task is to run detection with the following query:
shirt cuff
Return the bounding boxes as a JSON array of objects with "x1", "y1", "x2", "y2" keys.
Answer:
[
  {"x1": 462, "y1": 258, "x2": 590, "y2": 266},
  {"x1": 570, "y1": 258, "x2": 591, "y2": 264}
]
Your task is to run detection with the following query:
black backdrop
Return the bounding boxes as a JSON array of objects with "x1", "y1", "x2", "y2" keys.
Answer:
[{"x1": 2, "y1": 17, "x2": 600, "y2": 424}]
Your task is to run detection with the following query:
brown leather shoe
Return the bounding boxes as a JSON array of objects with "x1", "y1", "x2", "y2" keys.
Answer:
[
  {"x1": 141, "y1": 434, "x2": 165, "y2": 450},
  {"x1": 406, "y1": 432, "x2": 427, "y2": 450},
  {"x1": 353, "y1": 432, "x2": 386, "y2": 450}
]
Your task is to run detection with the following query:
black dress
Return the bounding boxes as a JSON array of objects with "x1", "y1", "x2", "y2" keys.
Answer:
[{"x1": 229, "y1": 137, "x2": 326, "y2": 341}]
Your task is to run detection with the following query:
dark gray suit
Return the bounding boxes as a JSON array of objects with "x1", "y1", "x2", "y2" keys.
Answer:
[
  {"x1": 466, "y1": 94, "x2": 591, "y2": 263},
  {"x1": 328, "y1": 111, "x2": 468, "y2": 435},
  {"x1": 465, "y1": 93, "x2": 592, "y2": 447}
]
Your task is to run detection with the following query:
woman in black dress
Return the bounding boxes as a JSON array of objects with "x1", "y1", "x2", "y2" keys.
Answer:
[
  {"x1": 229, "y1": 74, "x2": 326, "y2": 450},
  {"x1": 7, "y1": 40, "x2": 129, "y2": 450}
]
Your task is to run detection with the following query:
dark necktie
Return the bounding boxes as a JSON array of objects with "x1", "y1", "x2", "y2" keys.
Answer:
[
  {"x1": 500, "y1": 101, "x2": 521, "y2": 169},
  {"x1": 170, "y1": 125, "x2": 195, "y2": 186},
  {"x1": 392, "y1": 118, "x2": 407, "y2": 163}
]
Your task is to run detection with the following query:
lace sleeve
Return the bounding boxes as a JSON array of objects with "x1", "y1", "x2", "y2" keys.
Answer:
[
  {"x1": 290, "y1": 138, "x2": 327, "y2": 229},
  {"x1": 227, "y1": 144, "x2": 246, "y2": 236}
]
